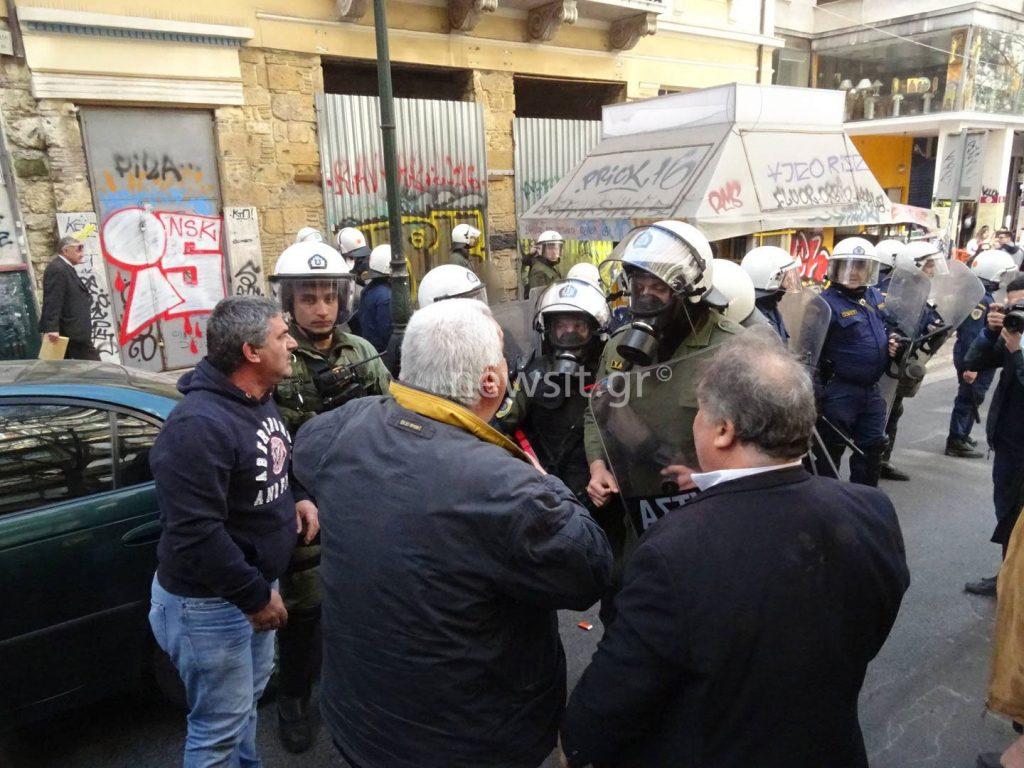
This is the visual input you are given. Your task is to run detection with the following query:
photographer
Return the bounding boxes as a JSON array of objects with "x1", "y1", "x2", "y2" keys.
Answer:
[
  {"x1": 267, "y1": 240, "x2": 391, "y2": 752},
  {"x1": 963, "y1": 276, "x2": 1024, "y2": 597}
]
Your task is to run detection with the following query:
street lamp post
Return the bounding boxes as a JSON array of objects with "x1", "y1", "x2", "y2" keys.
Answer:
[{"x1": 373, "y1": 0, "x2": 413, "y2": 341}]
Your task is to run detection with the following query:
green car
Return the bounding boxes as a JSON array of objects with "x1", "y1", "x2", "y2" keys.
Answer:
[{"x1": 0, "y1": 360, "x2": 183, "y2": 727}]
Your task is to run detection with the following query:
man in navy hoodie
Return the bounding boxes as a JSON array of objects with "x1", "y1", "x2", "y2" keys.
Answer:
[{"x1": 149, "y1": 296, "x2": 312, "y2": 768}]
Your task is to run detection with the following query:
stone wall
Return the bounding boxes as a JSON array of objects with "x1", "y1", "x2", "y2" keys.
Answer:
[
  {"x1": 216, "y1": 47, "x2": 326, "y2": 277},
  {"x1": 468, "y1": 69, "x2": 520, "y2": 296},
  {"x1": 0, "y1": 18, "x2": 94, "y2": 289}
]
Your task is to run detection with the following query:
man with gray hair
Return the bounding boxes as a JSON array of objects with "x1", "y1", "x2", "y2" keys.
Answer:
[
  {"x1": 149, "y1": 296, "x2": 309, "y2": 767},
  {"x1": 39, "y1": 235, "x2": 97, "y2": 359},
  {"x1": 294, "y1": 298, "x2": 612, "y2": 768},
  {"x1": 561, "y1": 328, "x2": 909, "y2": 768}
]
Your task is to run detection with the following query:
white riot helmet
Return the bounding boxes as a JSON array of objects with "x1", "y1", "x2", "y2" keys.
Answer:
[
  {"x1": 269, "y1": 241, "x2": 355, "y2": 328},
  {"x1": 874, "y1": 239, "x2": 904, "y2": 271},
  {"x1": 417, "y1": 263, "x2": 487, "y2": 308},
  {"x1": 606, "y1": 220, "x2": 725, "y2": 313},
  {"x1": 566, "y1": 262, "x2": 602, "y2": 290},
  {"x1": 897, "y1": 240, "x2": 950, "y2": 277},
  {"x1": 536, "y1": 230, "x2": 564, "y2": 264},
  {"x1": 711, "y1": 259, "x2": 756, "y2": 324},
  {"x1": 827, "y1": 237, "x2": 882, "y2": 289},
  {"x1": 452, "y1": 223, "x2": 481, "y2": 247},
  {"x1": 740, "y1": 245, "x2": 801, "y2": 298},
  {"x1": 367, "y1": 244, "x2": 393, "y2": 279},
  {"x1": 295, "y1": 226, "x2": 324, "y2": 244},
  {"x1": 535, "y1": 279, "x2": 610, "y2": 361},
  {"x1": 336, "y1": 227, "x2": 371, "y2": 261},
  {"x1": 971, "y1": 249, "x2": 1018, "y2": 286}
]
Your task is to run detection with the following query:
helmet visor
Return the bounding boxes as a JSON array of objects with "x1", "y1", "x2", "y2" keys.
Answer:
[
  {"x1": 608, "y1": 225, "x2": 707, "y2": 299},
  {"x1": 827, "y1": 259, "x2": 880, "y2": 289},
  {"x1": 272, "y1": 277, "x2": 355, "y2": 328},
  {"x1": 541, "y1": 242, "x2": 563, "y2": 261},
  {"x1": 918, "y1": 255, "x2": 950, "y2": 278},
  {"x1": 625, "y1": 266, "x2": 674, "y2": 316},
  {"x1": 774, "y1": 263, "x2": 803, "y2": 293},
  {"x1": 545, "y1": 312, "x2": 594, "y2": 350}
]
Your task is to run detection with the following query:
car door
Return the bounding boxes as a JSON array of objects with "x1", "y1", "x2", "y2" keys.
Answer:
[{"x1": 0, "y1": 397, "x2": 163, "y2": 724}]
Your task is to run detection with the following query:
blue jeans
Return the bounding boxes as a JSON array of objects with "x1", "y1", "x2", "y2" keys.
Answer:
[{"x1": 150, "y1": 576, "x2": 277, "y2": 768}]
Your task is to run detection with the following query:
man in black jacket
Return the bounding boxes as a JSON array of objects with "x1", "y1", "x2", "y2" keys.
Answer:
[
  {"x1": 294, "y1": 298, "x2": 612, "y2": 768},
  {"x1": 561, "y1": 329, "x2": 909, "y2": 768},
  {"x1": 148, "y1": 297, "x2": 313, "y2": 767},
  {"x1": 39, "y1": 236, "x2": 98, "y2": 359},
  {"x1": 963, "y1": 277, "x2": 1024, "y2": 596}
]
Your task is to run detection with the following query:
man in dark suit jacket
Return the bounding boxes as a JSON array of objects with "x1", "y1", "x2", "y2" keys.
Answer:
[
  {"x1": 40, "y1": 236, "x2": 98, "y2": 360},
  {"x1": 561, "y1": 328, "x2": 909, "y2": 768}
]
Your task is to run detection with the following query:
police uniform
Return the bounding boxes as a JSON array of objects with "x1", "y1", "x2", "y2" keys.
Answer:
[
  {"x1": 498, "y1": 354, "x2": 597, "y2": 503},
  {"x1": 526, "y1": 259, "x2": 562, "y2": 298},
  {"x1": 583, "y1": 310, "x2": 741, "y2": 574},
  {"x1": 755, "y1": 297, "x2": 790, "y2": 344},
  {"x1": 449, "y1": 247, "x2": 471, "y2": 270},
  {"x1": 815, "y1": 285, "x2": 891, "y2": 486},
  {"x1": 272, "y1": 323, "x2": 390, "y2": 725},
  {"x1": 949, "y1": 293, "x2": 996, "y2": 444}
]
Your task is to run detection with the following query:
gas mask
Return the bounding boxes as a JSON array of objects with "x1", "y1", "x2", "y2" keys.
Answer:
[{"x1": 616, "y1": 268, "x2": 676, "y2": 367}]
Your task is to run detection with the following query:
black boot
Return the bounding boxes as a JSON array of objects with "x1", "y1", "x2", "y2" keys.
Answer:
[
  {"x1": 964, "y1": 575, "x2": 998, "y2": 597},
  {"x1": 966, "y1": 435, "x2": 979, "y2": 447},
  {"x1": 879, "y1": 460, "x2": 910, "y2": 481},
  {"x1": 946, "y1": 437, "x2": 984, "y2": 458},
  {"x1": 278, "y1": 694, "x2": 320, "y2": 753}
]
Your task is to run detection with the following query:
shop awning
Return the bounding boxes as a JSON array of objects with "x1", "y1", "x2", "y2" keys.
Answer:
[{"x1": 520, "y1": 84, "x2": 893, "y2": 242}]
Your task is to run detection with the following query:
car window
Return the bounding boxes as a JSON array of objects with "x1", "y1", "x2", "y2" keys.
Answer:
[
  {"x1": 116, "y1": 413, "x2": 158, "y2": 488},
  {"x1": 0, "y1": 404, "x2": 114, "y2": 516}
]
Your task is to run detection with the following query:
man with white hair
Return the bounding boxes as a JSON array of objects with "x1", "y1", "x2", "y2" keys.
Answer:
[{"x1": 293, "y1": 298, "x2": 612, "y2": 768}]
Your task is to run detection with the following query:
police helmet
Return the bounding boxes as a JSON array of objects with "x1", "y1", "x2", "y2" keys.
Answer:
[
  {"x1": 367, "y1": 244, "x2": 393, "y2": 279},
  {"x1": 874, "y1": 239, "x2": 905, "y2": 270},
  {"x1": 336, "y1": 227, "x2": 371, "y2": 261},
  {"x1": 295, "y1": 226, "x2": 324, "y2": 244},
  {"x1": 740, "y1": 245, "x2": 801, "y2": 298},
  {"x1": 535, "y1": 279, "x2": 610, "y2": 351},
  {"x1": 972, "y1": 249, "x2": 1018, "y2": 286},
  {"x1": 451, "y1": 223, "x2": 481, "y2": 247},
  {"x1": 269, "y1": 241, "x2": 355, "y2": 326},
  {"x1": 827, "y1": 237, "x2": 882, "y2": 288},
  {"x1": 897, "y1": 240, "x2": 949, "y2": 277},
  {"x1": 711, "y1": 259, "x2": 756, "y2": 325},
  {"x1": 566, "y1": 262, "x2": 602, "y2": 290},
  {"x1": 417, "y1": 264, "x2": 487, "y2": 308}
]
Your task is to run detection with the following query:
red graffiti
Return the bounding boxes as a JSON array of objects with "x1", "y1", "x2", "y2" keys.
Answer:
[
  {"x1": 100, "y1": 206, "x2": 226, "y2": 344},
  {"x1": 707, "y1": 180, "x2": 743, "y2": 214},
  {"x1": 326, "y1": 154, "x2": 481, "y2": 197},
  {"x1": 791, "y1": 231, "x2": 830, "y2": 283}
]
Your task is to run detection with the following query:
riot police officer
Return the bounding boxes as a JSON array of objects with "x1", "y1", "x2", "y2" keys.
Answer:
[
  {"x1": 879, "y1": 240, "x2": 949, "y2": 480},
  {"x1": 449, "y1": 223, "x2": 481, "y2": 271},
  {"x1": 526, "y1": 230, "x2": 564, "y2": 298},
  {"x1": 874, "y1": 239, "x2": 904, "y2": 294},
  {"x1": 357, "y1": 244, "x2": 394, "y2": 352},
  {"x1": 814, "y1": 237, "x2": 899, "y2": 486},
  {"x1": 497, "y1": 278, "x2": 610, "y2": 501},
  {"x1": 740, "y1": 245, "x2": 801, "y2": 341},
  {"x1": 267, "y1": 240, "x2": 391, "y2": 753},
  {"x1": 947, "y1": 249, "x2": 1018, "y2": 457},
  {"x1": 336, "y1": 226, "x2": 372, "y2": 283},
  {"x1": 582, "y1": 221, "x2": 739, "y2": 620}
]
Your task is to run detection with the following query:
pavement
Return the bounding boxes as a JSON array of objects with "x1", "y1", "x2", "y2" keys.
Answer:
[{"x1": 1, "y1": 356, "x2": 1016, "y2": 768}]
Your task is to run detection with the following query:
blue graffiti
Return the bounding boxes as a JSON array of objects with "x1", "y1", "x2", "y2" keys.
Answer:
[{"x1": 98, "y1": 188, "x2": 217, "y2": 216}]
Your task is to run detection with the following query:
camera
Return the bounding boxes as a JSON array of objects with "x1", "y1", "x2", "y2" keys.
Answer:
[{"x1": 1004, "y1": 302, "x2": 1024, "y2": 334}]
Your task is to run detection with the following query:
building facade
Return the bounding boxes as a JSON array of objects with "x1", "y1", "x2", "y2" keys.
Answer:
[
  {"x1": 0, "y1": 0, "x2": 780, "y2": 369},
  {"x1": 777, "y1": 0, "x2": 1024, "y2": 256}
]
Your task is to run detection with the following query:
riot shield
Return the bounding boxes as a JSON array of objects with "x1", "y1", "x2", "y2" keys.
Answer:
[
  {"x1": 589, "y1": 349, "x2": 719, "y2": 542},
  {"x1": 778, "y1": 290, "x2": 832, "y2": 369},
  {"x1": 878, "y1": 267, "x2": 933, "y2": 414},
  {"x1": 489, "y1": 298, "x2": 540, "y2": 371},
  {"x1": 881, "y1": 267, "x2": 931, "y2": 339},
  {"x1": 927, "y1": 260, "x2": 985, "y2": 339}
]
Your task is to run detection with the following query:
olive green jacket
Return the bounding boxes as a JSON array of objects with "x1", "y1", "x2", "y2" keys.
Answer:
[
  {"x1": 527, "y1": 260, "x2": 561, "y2": 297},
  {"x1": 275, "y1": 324, "x2": 391, "y2": 435}
]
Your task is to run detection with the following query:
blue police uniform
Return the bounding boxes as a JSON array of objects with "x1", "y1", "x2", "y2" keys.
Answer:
[
  {"x1": 948, "y1": 293, "x2": 996, "y2": 444},
  {"x1": 815, "y1": 285, "x2": 891, "y2": 485},
  {"x1": 357, "y1": 279, "x2": 392, "y2": 352},
  {"x1": 754, "y1": 296, "x2": 790, "y2": 345}
]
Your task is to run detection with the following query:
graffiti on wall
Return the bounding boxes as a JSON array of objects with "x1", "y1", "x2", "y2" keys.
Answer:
[
  {"x1": 791, "y1": 230, "x2": 830, "y2": 283},
  {"x1": 223, "y1": 207, "x2": 266, "y2": 297},
  {"x1": 101, "y1": 207, "x2": 226, "y2": 351},
  {"x1": 57, "y1": 213, "x2": 120, "y2": 361},
  {"x1": 98, "y1": 152, "x2": 219, "y2": 216}
]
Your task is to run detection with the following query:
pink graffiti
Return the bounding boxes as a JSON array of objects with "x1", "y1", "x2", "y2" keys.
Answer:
[
  {"x1": 707, "y1": 180, "x2": 743, "y2": 214},
  {"x1": 325, "y1": 154, "x2": 481, "y2": 197},
  {"x1": 791, "y1": 230, "x2": 830, "y2": 283},
  {"x1": 100, "y1": 206, "x2": 226, "y2": 345}
]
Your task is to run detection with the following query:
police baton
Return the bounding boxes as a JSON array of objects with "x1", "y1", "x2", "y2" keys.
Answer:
[{"x1": 818, "y1": 415, "x2": 865, "y2": 457}]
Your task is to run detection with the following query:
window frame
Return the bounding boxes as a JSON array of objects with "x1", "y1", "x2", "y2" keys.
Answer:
[{"x1": 0, "y1": 395, "x2": 164, "y2": 516}]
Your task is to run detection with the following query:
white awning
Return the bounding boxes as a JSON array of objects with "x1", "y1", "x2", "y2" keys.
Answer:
[{"x1": 521, "y1": 83, "x2": 893, "y2": 242}]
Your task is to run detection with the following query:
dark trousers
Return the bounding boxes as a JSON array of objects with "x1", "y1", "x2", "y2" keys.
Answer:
[
  {"x1": 66, "y1": 339, "x2": 100, "y2": 361},
  {"x1": 949, "y1": 366, "x2": 995, "y2": 440},
  {"x1": 991, "y1": 445, "x2": 1024, "y2": 551},
  {"x1": 277, "y1": 607, "x2": 322, "y2": 700},
  {"x1": 881, "y1": 396, "x2": 903, "y2": 462},
  {"x1": 815, "y1": 380, "x2": 887, "y2": 486}
]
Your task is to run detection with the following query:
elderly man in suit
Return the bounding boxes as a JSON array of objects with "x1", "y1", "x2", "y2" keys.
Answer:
[
  {"x1": 560, "y1": 328, "x2": 910, "y2": 768},
  {"x1": 40, "y1": 235, "x2": 98, "y2": 360}
]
